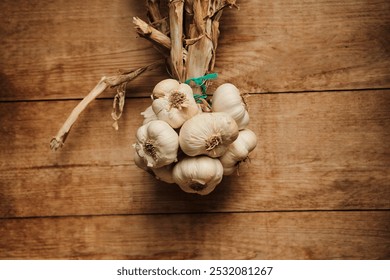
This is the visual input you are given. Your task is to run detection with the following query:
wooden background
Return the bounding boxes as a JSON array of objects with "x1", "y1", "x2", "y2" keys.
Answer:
[{"x1": 1, "y1": 0, "x2": 389, "y2": 259}]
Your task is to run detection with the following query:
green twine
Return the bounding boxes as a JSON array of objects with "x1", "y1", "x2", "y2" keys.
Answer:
[
  {"x1": 185, "y1": 73, "x2": 218, "y2": 103},
  {"x1": 192, "y1": 93, "x2": 208, "y2": 103}
]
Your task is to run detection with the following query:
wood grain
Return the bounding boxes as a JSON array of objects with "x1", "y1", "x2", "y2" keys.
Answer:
[
  {"x1": 1, "y1": 0, "x2": 390, "y2": 261},
  {"x1": 0, "y1": 211, "x2": 389, "y2": 259},
  {"x1": 1, "y1": 90, "x2": 389, "y2": 217},
  {"x1": 1, "y1": 0, "x2": 390, "y2": 101}
]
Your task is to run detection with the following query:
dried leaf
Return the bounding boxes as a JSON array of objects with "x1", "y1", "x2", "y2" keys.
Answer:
[
  {"x1": 111, "y1": 82, "x2": 127, "y2": 130},
  {"x1": 146, "y1": 0, "x2": 169, "y2": 34},
  {"x1": 169, "y1": 0, "x2": 185, "y2": 81}
]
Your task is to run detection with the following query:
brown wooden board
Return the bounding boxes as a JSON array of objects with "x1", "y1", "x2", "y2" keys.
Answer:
[
  {"x1": 1, "y1": 90, "x2": 389, "y2": 217},
  {"x1": 1, "y1": 0, "x2": 389, "y2": 262},
  {"x1": 1, "y1": 0, "x2": 390, "y2": 101},
  {"x1": 0, "y1": 211, "x2": 389, "y2": 259}
]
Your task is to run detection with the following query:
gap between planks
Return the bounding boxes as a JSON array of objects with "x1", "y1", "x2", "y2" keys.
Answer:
[
  {"x1": 1, "y1": 0, "x2": 390, "y2": 101},
  {"x1": 0, "y1": 208, "x2": 389, "y2": 222},
  {"x1": 1, "y1": 210, "x2": 389, "y2": 259},
  {"x1": 1, "y1": 89, "x2": 389, "y2": 218},
  {"x1": 1, "y1": 87, "x2": 390, "y2": 103}
]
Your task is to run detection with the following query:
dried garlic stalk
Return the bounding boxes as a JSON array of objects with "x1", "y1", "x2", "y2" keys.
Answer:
[
  {"x1": 50, "y1": 63, "x2": 160, "y2": 150},
  {"x1": 135, "y1": 0, "x2": 237, "y2": 84},
  {"x1": 146, "y1": 0, "x2": 169, "y2": 34},
  {"x1": 51, "y1": 0, "x2": 237, "y2": 150},
  {"x1": 133, "y1": 17, "x2": 171, "y2": 51}
]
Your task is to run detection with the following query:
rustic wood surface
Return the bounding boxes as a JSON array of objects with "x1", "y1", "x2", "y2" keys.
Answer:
[
  {"x1": 0, "y1": 0, "x2": 390, "y2": 100},
  {"x1": 1, "y1": 212, "x2": 389, "y2": 260},
  {"x1": 1, "y1": 91, "x2": 390, "y2": 218},
  {"x1": 0, "y1": 0, "x2": 390, "y2": 259}
]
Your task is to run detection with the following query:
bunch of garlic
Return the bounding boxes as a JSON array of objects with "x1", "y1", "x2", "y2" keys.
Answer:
[{"x1": 133, "y1": 79, "x2": 257, "y2": 195}]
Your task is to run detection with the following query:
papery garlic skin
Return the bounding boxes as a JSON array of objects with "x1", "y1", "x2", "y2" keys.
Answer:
[
  {"x1": 133, "y1": 120, "x2": 179, "y2": 168},
  {"x1": 151, "y1": 164, "x2": 175, "y2": 184},
  {"x1": 134, "y1": 151, "x2": 149, "y2": 171},
  {"x1": 134, "y1": 150, "x2": 175, "y2": 183},
  {"x1": 141, "y1": 105, "x2": 158, "y2": 125},
  {"x1": 152, "y1": 79, "x2": 179, "y2": 99},
  {"x1": 179, "y1": 112, "x2": 239, "y2": 158},
  {"x1": 172, "y1": 156, "x2": 223, "y2": 195},
  {"x1": 212, "y1": 83, "x2": 249, "y2": 130},
  {"x1": 220, "y1": 129, "x2": 257, "y2": 175},
  {"x1": 152, "y1": 83, "x2": 199, "y2": 128}
]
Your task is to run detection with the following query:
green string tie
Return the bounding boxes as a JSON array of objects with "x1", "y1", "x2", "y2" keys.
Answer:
[{"x1": 185, "y1": 73, "x2": 218, "y2": 103}]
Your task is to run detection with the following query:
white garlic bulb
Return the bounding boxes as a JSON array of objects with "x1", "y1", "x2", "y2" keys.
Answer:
[
  {"x1": 133, "y1": 120, "x2": 179, "y2": 168},
  {"x1": 212, "y1": 83, "x2": 249, "y2": 130},
  {"x1": 151, "y1": 164, "x2": 175, "y2": 184},
  {"x1": 172, "y1": 156, "x2": 223, "y2": 195},
  {"x1": 134, "y1": 151, "x2": 149, "y2": 171},
  {"x1": 152, "y1": 82, "x2": 199, "y2": 128},
  {"x1": 140, "y1": 105, "x2": 158, "y2": 125},
  {"x1": 220, "y1": 129, "x2": 257, "y2": 175},
  {"x1": 134, "y1": 150, "x2": 174, "y2": 183},
  {"x1": 179, "y1": 112, "x2": 239, "y2": 158},
  {"x1": 151, "y1": 78, "x2": 180, "y2": 99},
  {"x1": 132, "y1": 79, "x2": 257, "y2": 195}
]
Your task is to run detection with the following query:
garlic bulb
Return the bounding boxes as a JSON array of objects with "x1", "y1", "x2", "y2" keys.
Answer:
[
  {"x1": 134, "y1": 151, "x2": 149, "y2": 171},
  {"x1": 140, "y1": 105, "x2": 158, "y2": 125},
  {"x1": 212, "y1": 83, "x2": 249, "y2": 130},
  {"x1": 220, "y1": 129, "x2": 257, "y2": 175},
  {"x1": 134, "y1": 150, "x2": 174, "y2": 183},
  {"x1": 172, "y1": 156, "x2": 223, "y2": 195},
  {"x1": 151, "y1": 78, "x2": 180, "y2": 99},
  {"x1": 133, "y1": 120, "x2": 179, "y2": 168},
  {"x1": 151, "y1": 164, "x2": 175, "y2": 184},
  {"x1": 179, "y1": 112, "x2": 239, "y2": 158},
  {"x1": 152, "y1": 82, "x2": 199, "y2": 128},
  {"x1": 133, "y1": 79, "x2": 257, "y2": 195}
]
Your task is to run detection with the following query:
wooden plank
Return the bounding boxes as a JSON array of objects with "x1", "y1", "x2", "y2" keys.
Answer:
[
  {"x1": 0, "y1": 0, "x2": 165, "y2": 101},
  {"x1": 1, "y1": 0, "x2": 390, "y2": 101},
  {"x1": 1, "y1": 90, "x2": 389, "y2": 217},
  {"x1": 0, "y1": 211, "x2": 389, "y2": 259},
  {"x1": 218, "y1": 0, "x2": 390, "y2": 93}
]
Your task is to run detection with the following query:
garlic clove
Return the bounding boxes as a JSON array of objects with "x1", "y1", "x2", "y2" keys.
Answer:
[
  {"x1": 141, "y1": 105, "x2": 158, "y2": 125},
  {"x1": 212, "y1": 83, "x2": 249, "y2": 130},
  {"x1": 134, "y1": 149, "x2": 175, "y2": 183},
  {"x1": 151, "y1": 163, "x2": 175, "y2": 184},
  {"x1": 172, "y1": 156, "x2": 223, "y2": 195},
  {"x1": 179, "y1": 112, "x2": 239, "y2": 158},
  {"x1": 134, "y1": 120, "x2": 179, "y2": 168},
  {"x1": 222, "y1": 166, "x2": 237, "y2": 176},
  {"x1": 151, "y1": 78, "x2": 179, "y2": 99},
  {"x1": 239, "y1": 129, "x2": 257, "y2": 152},
  {"x1": 133, "y1": 150, "x2": 149, "y2": 171},
  {"x1": 220, "y1": 129, "x2": 257, "y2": 175},
  {"x1": 238, "y1": 110, "x2": 250, "y2": 130}
]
